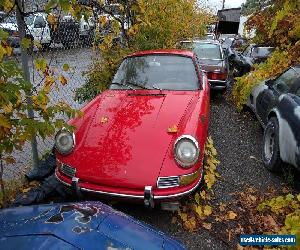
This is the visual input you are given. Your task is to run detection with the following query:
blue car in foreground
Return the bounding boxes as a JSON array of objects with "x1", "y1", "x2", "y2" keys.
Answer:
[{"x1": 0, "y1": 201, "x2": 185, "y2": 250}]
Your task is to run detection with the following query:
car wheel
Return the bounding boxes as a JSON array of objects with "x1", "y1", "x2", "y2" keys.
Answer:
[{"x1": 262, "y1": 117, "x2": 283, "y2": 172}]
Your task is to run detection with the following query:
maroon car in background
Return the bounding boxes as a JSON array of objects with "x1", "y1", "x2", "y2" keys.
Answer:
[{"x1": 180, "y1": 40, "x2": 229, "y2": 92}]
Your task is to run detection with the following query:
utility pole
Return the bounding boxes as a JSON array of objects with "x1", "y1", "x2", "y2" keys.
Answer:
[
  {"x1": 16, "y1": 0, "x2": 39, "y2": 168},
  {"x1": 222, "y1": 0, "x2": 225, "y2": 9}
]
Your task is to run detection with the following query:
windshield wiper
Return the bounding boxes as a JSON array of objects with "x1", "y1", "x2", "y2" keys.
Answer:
[
  {"x1": 111, "y1": 82, "x2": 134, "y2": 90},
  {"x1": 126, "y1": 82, "x2": 151, "y2": 90}
]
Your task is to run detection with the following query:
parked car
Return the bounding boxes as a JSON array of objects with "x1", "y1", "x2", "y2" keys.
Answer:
[
  {"x1": 180, "y1": 40, "x2": 229, "y2": 91},
  {"x1": 0, "y1": 201, "x2": 185, "y2": 249},
  {"x1": 246, "y1": 65, "x2": 300, "y2": 172},
  {"x1": 0, "y1": 15, "x2": 20, "y2": 48},
  {"x1": 0, "y1": 13, "x2": 52, "y2": 50},
  {"x1": 205, "y1": 33, "x2": 216, "y2": 40},
  {"x1": 55, "y1": 49, "x2": 210, "y2": 211},
  {"x1": 231, "y1": 44, "x2": 274, "y2": 76},
  {"x1": 24, "y1": 12, "x2": 52, "y2": 49}
]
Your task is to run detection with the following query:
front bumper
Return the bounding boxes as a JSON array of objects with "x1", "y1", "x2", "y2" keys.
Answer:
[
  {"x1": 55, "y1": 168, "x2": 203, "y2": 201},
  {"x1": 209, "y1": 79, "x2": 228, "y2": 90}
]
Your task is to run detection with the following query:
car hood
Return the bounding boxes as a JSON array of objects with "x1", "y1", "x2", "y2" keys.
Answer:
[
  {"x1": 0, "y1": 202, "x2": 184, "y2": 249},
  {"x1": 59, "y1": 90, "x2": 200, "y2": 189},
  {"x1": 199, "y1": 59, "x2": 226, "y2": 73}
]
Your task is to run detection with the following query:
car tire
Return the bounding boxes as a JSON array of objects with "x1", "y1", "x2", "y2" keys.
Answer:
[{"x1": 262, "y1": 117, "x2": 283, "y2": 172}]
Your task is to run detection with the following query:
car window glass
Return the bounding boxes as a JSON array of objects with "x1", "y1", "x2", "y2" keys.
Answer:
[
  {"x1": 111, "y1": 55, "x2": 199, "y2": 90},
  {"x1": 3, "y1": 15, "x2": 16, "y2": 23},
  {"x1": 193, "y1": 43, "x2": 222, "y2": 59},
  {"x1": 34, "y1": 16, "x2": 46, "y2": 28},
  {"x1": 252, "y1": 47, "x2": 274, "y2": 57},
  {"x1": 25, "y1": 15, "x2": 34, "y2": 26},
  {"x1": 273, "y1": 68, "x2": 298, "y2": 94}
]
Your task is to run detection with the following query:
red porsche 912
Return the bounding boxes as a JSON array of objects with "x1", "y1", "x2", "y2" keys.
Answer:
[{"x1": 55, "y1": 49, "x2": 210, "y2": 210}]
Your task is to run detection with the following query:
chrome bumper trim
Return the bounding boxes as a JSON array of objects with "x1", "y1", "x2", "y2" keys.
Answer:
[{"x1": 55, "y1": 169, "x2": 203, "y2": 200}]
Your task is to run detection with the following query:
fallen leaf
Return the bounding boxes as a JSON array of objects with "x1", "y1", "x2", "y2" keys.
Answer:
[
  {"x1": 203, "y1": 205, "x2": 212, "y2": 216},
  {"x1": 202, "y1": 222, "x2": 212, "y2": 230},
  {"x1": 167, "y1": 125, "x2": 178, "y2": 133},
  {"x1": 101, "y1": 116, "x2": 109, "y2": 124},
  {"x1": 219, "y1": 203, "x2": 226, "y2": 212},
  {"x1": 227, "y1": 211, "x2": 237, "y2": 220},
  {"x1": 22, "y1": 187, "x2": 31, "y2": 193}
]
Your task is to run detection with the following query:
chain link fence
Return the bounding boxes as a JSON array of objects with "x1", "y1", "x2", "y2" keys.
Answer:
[{"x1": 2, "y1": 5, "x2": 100, "y2": 180}]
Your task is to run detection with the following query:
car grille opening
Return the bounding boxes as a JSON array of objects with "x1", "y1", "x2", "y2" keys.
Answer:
[
  {"x1": 157, "y1": 176, "x2": 180, "y2": 188},
  {"x1": 61, "y1": 164, "x2": 76, "y2": 178}
]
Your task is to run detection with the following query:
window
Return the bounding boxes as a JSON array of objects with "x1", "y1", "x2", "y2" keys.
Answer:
[
  {"x1": 251, "y1": 47, "x2": 274, "y2": 58},
  {"x1": 273, "y1": 68, "x2": 299, "y2": 94},
  {"x1": 34, "y1": 16, "x2": 46, "y2": 28},
  {"x1": 193, "y1": 43, "x2": 222, "y2": 59},
  {"x1": 110, "y1": 55, "x2": 199, "y2": 91},
  {"x1": 25, "y1": 15, "x2": 34, "y2": 26}
]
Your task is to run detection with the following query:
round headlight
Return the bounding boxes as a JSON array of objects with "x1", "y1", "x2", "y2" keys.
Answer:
[
  {"x1": 174, "y1": 135, "x2": 199, "y2": 168},
  {"x1": 55, "y1": 130, "x2": 75, "y2": 155}
]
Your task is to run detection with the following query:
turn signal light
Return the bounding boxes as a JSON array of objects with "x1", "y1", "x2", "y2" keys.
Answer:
[{"x1": 207, "y1": 72, "x2": 227, "y2": 81}]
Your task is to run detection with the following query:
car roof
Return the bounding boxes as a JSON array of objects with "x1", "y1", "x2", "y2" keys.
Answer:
[
  {"x1": 181, "y1": 39, "x2": 221, "y2": 45},
  {"x1": 128, "y1": 49, "x2": 194, "y2": 58}
]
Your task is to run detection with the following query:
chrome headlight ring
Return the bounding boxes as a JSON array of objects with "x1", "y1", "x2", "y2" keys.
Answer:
[
  {"x1": 55, "y1": 129, "x2": 75, "y2": 155},
  {"x1": 174, "y1": 135, "x2": 200, "y2": 168}
]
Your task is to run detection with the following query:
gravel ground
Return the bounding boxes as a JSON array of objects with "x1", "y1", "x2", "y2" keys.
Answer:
[{"x1": 113, "y1": 89, "x2": 284, "y2": 250}]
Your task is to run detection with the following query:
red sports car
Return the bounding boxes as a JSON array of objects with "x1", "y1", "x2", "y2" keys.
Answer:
[{"x1": 55, "y1": 49, "x2": 210, "y2": 210}]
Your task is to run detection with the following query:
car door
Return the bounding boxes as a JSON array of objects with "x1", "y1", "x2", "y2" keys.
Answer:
[{"x1": 256, "y1": 68, "x2": 299, "y2": 124}]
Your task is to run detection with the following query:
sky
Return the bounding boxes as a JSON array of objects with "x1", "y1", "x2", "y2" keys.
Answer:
[{"x1": 204, "y1": 0, "x2": 247, "y2": 11}]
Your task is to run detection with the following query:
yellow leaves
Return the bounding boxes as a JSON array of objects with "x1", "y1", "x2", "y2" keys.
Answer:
[
  {"x1": 21, "y1": 38, "x2": 32, "y2": 50},
  {"x1": 99, "y1": 15, "x2": 107, "y2": 28},
  {"x1": 227, "y1": 211, "x2": 238, "y2": 220},
  {"x1": 3, "y1": 0, "x2": 14, "y2": 11},
  {"x1": 47, "y1": 14, "x2": 56, "y2": 26},
  {"x1": 3, "y1": 103, "x2": 13, "y2": 114},
  {"x1": 203, "y1": 205, "x2": 212, "y2": 216},
  {"x1": 0, "y1": 44, "x2": 11, "y2": 61},
  {"x1": 3, "y1": 156, "x2": 15, "y2": 164},
  {"x1": 44, "y1": 75, "x2": 55, "y2": 92},
  {"x1": 22, "y1": 187, "x2": 31, "y2": 193},
  {"x1": 195, "y1": 192, "x2": 200, "y2": 205},
  {"x1": 167, "y1": 125, "x2": 178, "y2": 133},
  {"x1": 127, "y1": 24, "x2": 139, "y2": 36},
  {"x1": 58, "y1": 75, "x2": 67, "y2": 86},
  {"x1": 0, "y1": 114, "x2": 11, "y2": 129}
]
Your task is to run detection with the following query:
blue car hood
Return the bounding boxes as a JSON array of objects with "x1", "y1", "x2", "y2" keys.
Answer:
[{"x1": 0, "y1": 201, "x2": 184, "y2": 250}]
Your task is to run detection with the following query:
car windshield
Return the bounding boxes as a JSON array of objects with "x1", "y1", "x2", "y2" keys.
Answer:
[
  {"x1": 110, "y1": 55, "x2": 199, "y2": 91},
  {"x1": 2, "y1": 15, "x2": 16, "y2": 23},
  {"x1": 193, "y1": 43, "x2": 222, "y2": 59},
  {"x1": 25, "y1": 15, "x2": 34, "y2": 26},
  {"x1": 252, "y1": 47, "x2": 274, "y2": 57}
]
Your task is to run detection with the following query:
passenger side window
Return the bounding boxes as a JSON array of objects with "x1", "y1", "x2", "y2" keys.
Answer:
[
  {"x1": 273, "y1": 68, "x2": 298, "y2": 94},
  {"x1": 34, "y1": 16, "x2": 46, "y2": 28}
]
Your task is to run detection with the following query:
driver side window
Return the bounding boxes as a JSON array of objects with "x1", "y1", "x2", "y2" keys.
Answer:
[{"x1": 273, "y1": 68, "x2": 298, "y2": 94}]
